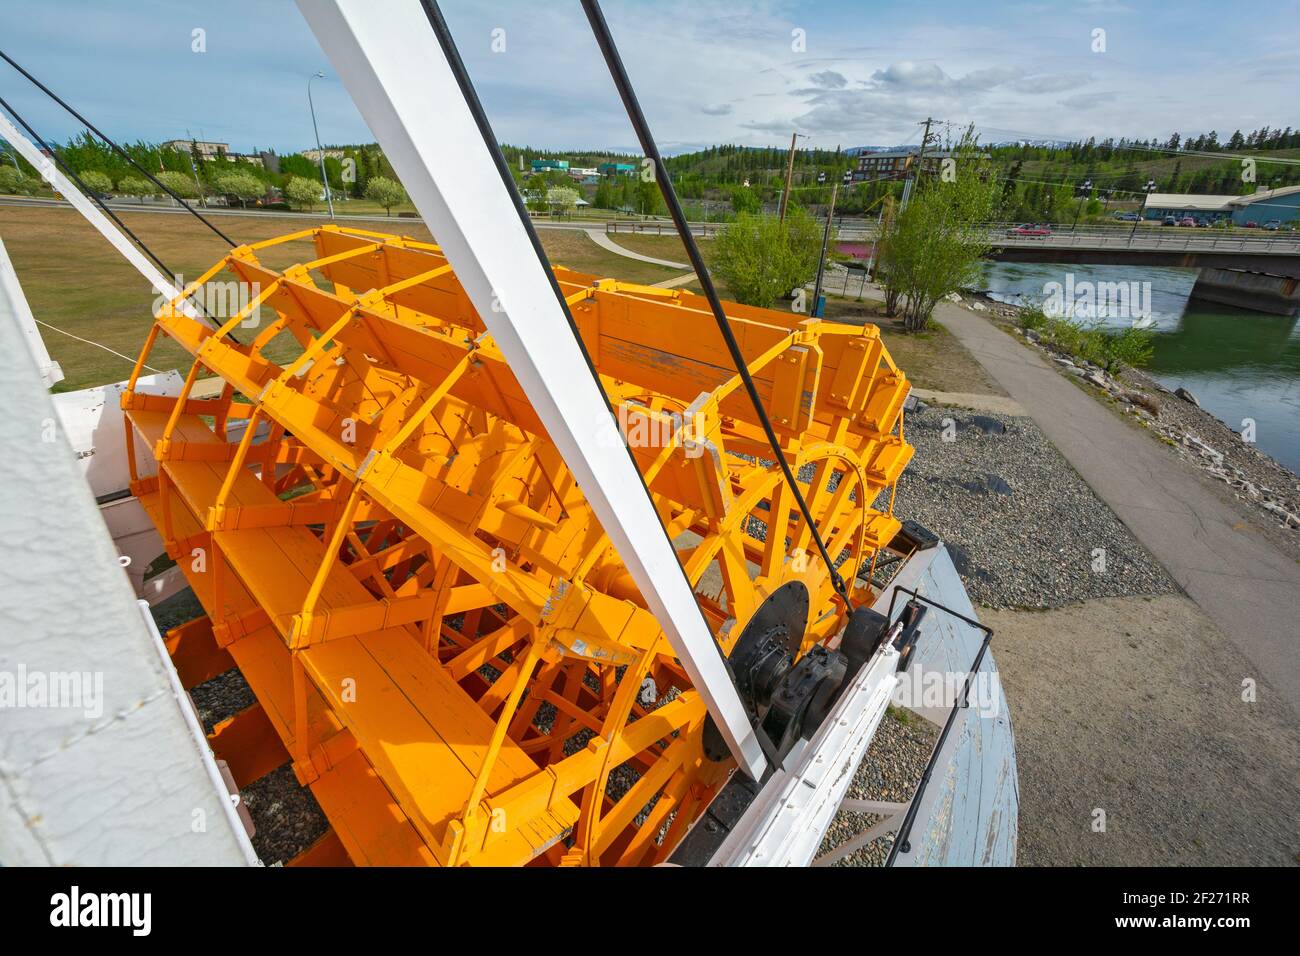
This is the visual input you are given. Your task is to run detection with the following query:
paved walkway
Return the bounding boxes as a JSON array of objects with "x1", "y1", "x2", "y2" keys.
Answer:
[
  {"x1": 584, "y1": 228, "x2": 688, "y2": 269},
  {"x1": 935, "y1": 301, "x2": 1300, "y2": 711},
  {"x1": 651, "y1": 272, "x2": 698, "y2": 289}
]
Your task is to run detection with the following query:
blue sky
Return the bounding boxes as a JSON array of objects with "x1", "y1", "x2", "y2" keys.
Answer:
[{"x1": 2, "y1": 0, "x2": 1297, "y2": 155}]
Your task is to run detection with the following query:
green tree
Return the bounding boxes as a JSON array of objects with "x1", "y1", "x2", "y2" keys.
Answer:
[
  {"x1": 283, "y1": 175, "x2": 321, "y2": 210},
  {"x1": 80, "y1": 170, "x2": 113, "y2": 195},
  {"x1": 0, "y1": 165, "x2": 31, "y2": 195},
  {"x1": 712, "y1": 207, "x2": 823, "y2": 308},
  {"x1": 115, "y1": 174, "x2": 152, "y2": 202},
  {"x1": 154, "y1": 170, "x2": 197, "y2": 200},
  {"x1": 364, "y1": 175, "x2": 406, "y2": 215},
  {"x1": 214, "y1": 170, "x2": 265, "y2": 208},
  {"x1": 730, "y1": 185, "x2": 761, "y2": 215},
  {"x1": 546, "y1": 185, "x2": 579, "y2": 217},
  {"x1": 876, "y1": 127, "x2": 999, "y2": 330},
  {"x1": 634, "y1": 178, "x2": 663, "y2": 216}
]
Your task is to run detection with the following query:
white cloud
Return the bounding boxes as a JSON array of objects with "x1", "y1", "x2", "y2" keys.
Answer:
[{"x1": 808, "y1": 69, "x2": 849, "y2": 89}]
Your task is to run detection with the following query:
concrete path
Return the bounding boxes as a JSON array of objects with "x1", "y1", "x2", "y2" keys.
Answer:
[
  {"x1": 934, "y1": 301, "x2": 1300, "y2": 710},
  {"x1": 584, "y1": 228, "x2": 688, "y2": 269},
  {"x1": 651, "y1": 272, "x2": 698, "y2": 289}
]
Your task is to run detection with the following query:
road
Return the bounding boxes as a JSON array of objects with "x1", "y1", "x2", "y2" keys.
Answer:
[
  {"x1": 935, "y1": 300, "x2": 1300, "y2": 712},
  {"x1": 0, "y1": 195, "x2": 613, "y2": 233}
]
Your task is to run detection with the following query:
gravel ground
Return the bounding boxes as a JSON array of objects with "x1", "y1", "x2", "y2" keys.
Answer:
[
  {"x1": 890, "y1": 406, "x2": 1178, "y2": 609},
  {"x1": 242, "y1": 764, "x2": 330, "y2": 865},
  {"x1": 818, "y1": 708, "x2": 938, "y2": 866}
]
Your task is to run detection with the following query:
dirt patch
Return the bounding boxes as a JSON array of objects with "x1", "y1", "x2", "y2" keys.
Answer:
[
  {"x1": 824, "y1": 301, "x2": 1007, "y2": 396},
  {"x1": 987, "y1": 594, "x2": 1300, "y2": 866}
]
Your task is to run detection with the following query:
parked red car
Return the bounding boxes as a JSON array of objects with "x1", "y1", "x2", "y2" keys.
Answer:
[
  {"x1": 1178, "y1": 217, "x2": 1196, "y2": 227},
  {"x1": 1243, "y1": 220, "x2": 1259, "y2": 228},
  {"x1": 1007, "y1": 223, "x2": 1052, "y2": 237}
]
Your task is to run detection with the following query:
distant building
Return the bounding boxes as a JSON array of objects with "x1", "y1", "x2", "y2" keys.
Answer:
[
  {"x1": 531, "y1": 159, "x2": 569, "y2": 173},
  {"x1": 851, "y1": 148, "x2": 982, "y2": 182},
  {"x1": 160, "y1": 138, "x2": 263, "y2": 167},
  {"x1": 302, "y1": 148, "x2": 346, "y2": 162},
  {"x1": 599, "y1": 162, "x2": 638, "y2": 177},
  {"x1": 162, "y1": 138, "x2": 227, "y2": 160},
  {"x1": 568, "y1": 166, "x2": 598, "y2": 180},
  {"x1": 1143, "y1": 185, "x2": 1300, "y2": 225}
]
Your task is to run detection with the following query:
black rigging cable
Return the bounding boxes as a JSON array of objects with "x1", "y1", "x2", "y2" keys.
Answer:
[
  {"x1": 0, "y1": 93, "x2": 229, "y2": 336},
  {"x1": 579, "y1": 0, "x2": 852, "y2": 605},
  {"x1": 0, "y1": 93, "x2": 174, "y2": 279},
  {"x1": 0, "y1": 48, "x2": 239, "y2": 247},
  {"x1": 414, "y1": 1, "x2": 764, "y2": 698}
]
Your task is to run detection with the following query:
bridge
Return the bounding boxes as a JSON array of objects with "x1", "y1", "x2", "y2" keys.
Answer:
[
  {"x1": 608, "y1": 218, "x2": 1300, "y2": 314},
  {"x1": 608, "y1": 218, "x2": 1300, "y2": 276},
  {"x1": 987, "y1": 225, "x2": 1300, "y2": 280}
]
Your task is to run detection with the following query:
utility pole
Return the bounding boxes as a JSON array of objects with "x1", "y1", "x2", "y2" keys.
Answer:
[
  {"x1": 810, "y1": 181, "x2": 839, "y2": 315},
  {"x1": 185, "y1": 129, "x2": 206, "y2": 209},
  {"x1": 779, "y1": 131, "x2": 805, "y2": 222},
  {"x1": 1071, "y1": 177, "x2": 1093, "y2": 231},
  {"x1": 900, "y1": 116, "x2": 934, "y2": 212}
]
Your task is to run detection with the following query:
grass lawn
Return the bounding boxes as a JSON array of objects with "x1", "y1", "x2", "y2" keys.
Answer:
[
  {"x1": 0, "y1": 205, "x2": 681, "y2": 390},
  {"x1": 821, "y1": 295, "x2": 1006, "y2": 396}
]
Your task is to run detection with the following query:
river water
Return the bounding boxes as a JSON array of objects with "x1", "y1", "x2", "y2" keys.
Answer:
[{"x1": 977, "y1": 262, "x2": 1300, "y2": 475}]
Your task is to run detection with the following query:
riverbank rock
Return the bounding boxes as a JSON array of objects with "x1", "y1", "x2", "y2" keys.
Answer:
[{"x1": 1174, "y1": 386, "x2": 1199, "y2": 406}]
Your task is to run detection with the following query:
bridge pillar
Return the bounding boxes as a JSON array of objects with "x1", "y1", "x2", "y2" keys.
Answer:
[{"x1": 1189, "y1": 268, "x2": 1300, "y2": 316}]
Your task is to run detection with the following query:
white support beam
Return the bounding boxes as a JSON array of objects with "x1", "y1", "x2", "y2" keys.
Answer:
[
  {"x1": 296, "y1": 0, "x2": 765, "y2": 779},
  {"x1": 0, "y1": 236, "x2": 61, "y2": 387},
  {"x1": 0, "y1": 112, "x2": 204, "y2": 325}
]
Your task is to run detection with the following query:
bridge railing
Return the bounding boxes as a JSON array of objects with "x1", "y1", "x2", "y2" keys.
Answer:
[
  {"x1": 987, "y1": 222, "x2": 1300, "y2": 253},
  {"x1": 604, "y1": 218, "x2": 1300, "y2": 253}
]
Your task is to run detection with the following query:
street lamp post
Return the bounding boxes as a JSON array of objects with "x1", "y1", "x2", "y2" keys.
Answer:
[
  {"x1": 1128, "y1": 178, "x2": 1157, "y2": 244},
  {"x1": 308, "y1": 71, "x2": 335, "y2": 219},
  {"x1": 810, "y1": 181, "x2": 840, "y2": 316}
]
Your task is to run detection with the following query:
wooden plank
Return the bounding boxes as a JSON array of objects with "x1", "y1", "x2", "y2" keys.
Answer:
[
  {"x1": 308, "y1": 749, "x2": 435, "y2": 866},
  {"x1": 207, "y1": 702, "x2": 290, "y2": 788},
  {"x1": 164, "y1": 616, "x2": 234, "y2": 688}
]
